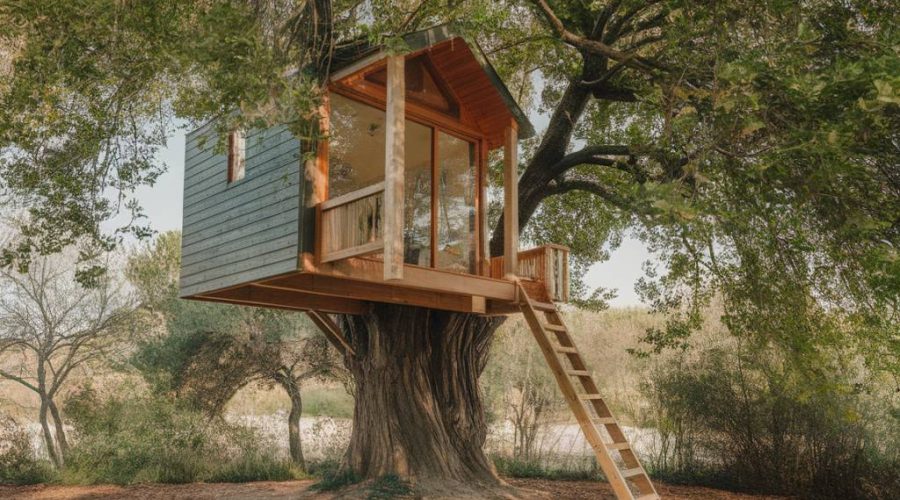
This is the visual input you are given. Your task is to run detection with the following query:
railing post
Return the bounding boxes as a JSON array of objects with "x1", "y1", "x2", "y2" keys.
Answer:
[
  {"x1": 503, "y1": 119, "x2": 518, "y2": 277},
  {"x1": 384, "y1": 55, "x2": 405, "y2": 281}
]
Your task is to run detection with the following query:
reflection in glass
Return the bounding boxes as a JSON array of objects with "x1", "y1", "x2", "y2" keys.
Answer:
[
  {"x1": 404, "y1": 122, "x2": 432, "y2": 266},
  {"x1": 437, "y1": 132, "x2": 476, "y2": 273},
  {"x1": 328, "y1": 93, "x2": 432, "y2": 266},
  {"x1": 328, "y1": 94, "x2": 386, "y2": 198}
]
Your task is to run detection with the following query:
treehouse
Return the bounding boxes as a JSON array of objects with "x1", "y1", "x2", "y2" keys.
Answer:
[
  {"x1": 179, "y1": 26, "x2": 568, "y2": 315},
  {"x1": 179, "y1": 26, "x2": 657, "y2": 499}
]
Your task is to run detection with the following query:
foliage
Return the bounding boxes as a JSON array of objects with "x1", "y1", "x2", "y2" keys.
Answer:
[
  {"x1": 309, "y1": 462, "x2": 361, "y2": 491},
  {"x1": 0, "y1": 415, "x2": 57, "y2": 485},
  {"x1": 365, "y1": 474, "x2": 413, "y2": 499},
  {"x1": 61, "y1": 386, "x2": 300, "y2": 485},
  {"x1": 492, "y1": 454, "x2": 601, "y2": 482},
  {"x1": 0, "y1": 245, "x2": 131, "y2": 468},
  {"x1": 641, "y1": 338, "x2": 900, "y2": 499},
  {"x1": 483, "y1": 318, "x2": 564, "y2": 460}
]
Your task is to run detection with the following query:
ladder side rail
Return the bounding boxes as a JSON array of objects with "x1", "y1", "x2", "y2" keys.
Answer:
[{"x1": 516, "y1": 283, "x2": 638, "y2": 500}]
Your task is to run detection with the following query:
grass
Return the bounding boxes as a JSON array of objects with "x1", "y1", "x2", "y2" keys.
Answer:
[
  {"x1": 366, "y1": 474, "x2": 413, "y2": 499},
  {"x1": 207, "y1": 454, "x2": 306, "y2": 483},
  {"x1": 308, "y1": 460, "x2": 361, "y2": 491},
  {"x1": 492, "y1": 455, "x2": 604, "y2": 482}
]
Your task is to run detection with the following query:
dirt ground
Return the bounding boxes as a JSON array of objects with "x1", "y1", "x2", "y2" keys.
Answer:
[{"x1": 0, "y1": 479, "x2": 789, "y2": 499}]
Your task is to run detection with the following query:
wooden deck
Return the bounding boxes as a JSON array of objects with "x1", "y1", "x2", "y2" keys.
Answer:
[{"x1": 188, "y1": 253, "x2": 521, "y2": 315}]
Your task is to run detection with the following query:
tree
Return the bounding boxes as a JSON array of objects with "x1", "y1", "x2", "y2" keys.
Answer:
[
  {"x1": 0, "y1": 248, "x2": 129, "y2": 468},
  {"x1": 127, "y1": 231, "x2": 346, "y2": 468},
  {"x1": 2, "y1": 0, "x2": 897, "y2": 493}
]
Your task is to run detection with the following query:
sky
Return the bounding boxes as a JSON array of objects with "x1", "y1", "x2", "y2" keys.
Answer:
[{"x1": 131, "y1": 104, "x2": 655, "y2": 307}]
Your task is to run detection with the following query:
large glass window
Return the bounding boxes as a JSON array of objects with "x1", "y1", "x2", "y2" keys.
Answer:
[
  {"x1": 328, "y1": 93, "x2": 432, "y2": 266},
  {"x1": 404, "y1": 121, "x2": 432, "y2": 267},
  {"x1": 328, "y1": 94, "x2": 386, "y2": 198},
  {"x1": 436, "y1": 132, "x2": 477, "y2": 274}
]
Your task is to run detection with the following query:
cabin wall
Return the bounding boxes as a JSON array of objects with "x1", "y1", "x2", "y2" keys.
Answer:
[{"x1": 180, "y1": 122, "x2": 311, "y2": 298}]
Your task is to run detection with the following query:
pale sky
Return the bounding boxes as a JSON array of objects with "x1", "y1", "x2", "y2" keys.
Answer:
[{"x1": 131, "y1": 110, "x2": 653, "y2": 307}]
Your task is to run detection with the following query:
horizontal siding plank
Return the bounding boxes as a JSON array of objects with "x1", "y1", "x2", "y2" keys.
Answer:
[
  {"x1": 185, "y1": 126, "x2": 293, "y2": 170},
  {"x1": 184, "y1": 142, "x2": 300, "y2": 200},
  {"x1": 182, "y1": 200, "x2": 299, "y2": 249},
  {"x1": 182, "y1": 233, "x2": 298, "y2": 277},
  {"x1": 180, "y1": 259, "x2": 298, "y2": 298},
  {"x1": 185, "y1": 154, "x2": 298, "y2": 207},
  {"x1": 184, "y1": 129, "x2": 298, "y2": 182},
  {"x1": 182, "y1": 222, "x2": 298, "y2": 265},
  {"x1": 182, "y1": 176, "x2": 299, "y2": 233},
  {"x1": 180, "y1": 246, "x2": 299, "y2": 287},
  {"x1": 184, "y1": 136, "x2": 299, "y2": 189},
  {"x1": 184, "y1": 165, "x2": 301, "y2": 218}
]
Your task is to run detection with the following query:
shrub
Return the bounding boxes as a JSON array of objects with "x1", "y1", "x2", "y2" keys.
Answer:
[
  {"x1": 309, "y1": 459, "x2": 361, "y2": 491},
  {"x1": 0, "y1": 415, "x2": 56, "y2": 485},
  {"x1": 641, "y1": 344, "x2": 900, "y2": 499},
  {"x1": 61, "y1": 387, "x2": 300, "y2": 485},
  {"x1": 366, "y1": 474, "x2": 412, "y2": 499}
]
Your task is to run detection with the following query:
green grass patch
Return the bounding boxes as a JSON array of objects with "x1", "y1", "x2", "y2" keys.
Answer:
[
  {"x1": 492, "y1": 455, "x2": 604, "y2": 481},
  {"x1": 207, "y1": 454, "x2": 305, "y2": 483},
  {"x1": 308, "y1": 459, "x2": 361, "y2": 491}
]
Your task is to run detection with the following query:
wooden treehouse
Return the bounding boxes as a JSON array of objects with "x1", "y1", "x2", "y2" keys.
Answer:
[{"x1": 179, "y1": 26, "x2": 658, "y2": 500}]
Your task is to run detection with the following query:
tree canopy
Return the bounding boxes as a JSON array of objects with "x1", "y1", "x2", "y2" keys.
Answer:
[{"x1": 1, "y1": 0, "x2": 897, "y2": 373}]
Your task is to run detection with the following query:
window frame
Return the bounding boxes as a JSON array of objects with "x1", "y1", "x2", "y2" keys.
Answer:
[
  {"x1": 226, "y1": 129, "x2": 246, "y2": 184},
  {"x1": 323, "y1": 85, "x2": 486, "y2": 275}
]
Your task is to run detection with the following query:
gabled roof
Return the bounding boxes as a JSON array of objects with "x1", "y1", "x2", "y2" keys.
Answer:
[{"x1": 329, "y1": 24, "x2": 535, "y2": 144}]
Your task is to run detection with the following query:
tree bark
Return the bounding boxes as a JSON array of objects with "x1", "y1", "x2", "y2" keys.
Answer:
[
  {"x1": 338, "y1": 304, "x2": 506, "y2": 492},
  {"x1": 47, "y1": 398, "x2": 69, "y2": 458},
  {"x1": 38, "y1": 398, "x2": 61, "y2": 468},
  {"x1": 276, "y1": 373, "x2": 306, "y2": 468}
]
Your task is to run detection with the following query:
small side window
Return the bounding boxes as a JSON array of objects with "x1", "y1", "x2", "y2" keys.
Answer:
[{"x1": 227, "y1": 129, "x2": 245, "y2": 183}]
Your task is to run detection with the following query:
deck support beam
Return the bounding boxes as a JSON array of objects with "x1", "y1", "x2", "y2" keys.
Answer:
[
  {"x1": 383, "y1": 55, "x2": 406, "y2": 281},
  {"x1": 503, "y1": 119, "x2": 519, "y2": 277}
]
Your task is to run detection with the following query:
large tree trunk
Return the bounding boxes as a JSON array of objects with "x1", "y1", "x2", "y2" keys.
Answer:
[{"x1": 338, "y1": 304, "x2": 506, "y2": 493}]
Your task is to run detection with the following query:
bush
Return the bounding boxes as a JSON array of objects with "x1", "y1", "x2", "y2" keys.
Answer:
[
  {"x1": 61, "y1": 387, "x2": 301, "y2": 485},
  {"x1": 0, "y1": 415, "x2": 56, "y2": 485},
  {"x1": 642, "y1": 344, "x2": 900, "y2": 499}
]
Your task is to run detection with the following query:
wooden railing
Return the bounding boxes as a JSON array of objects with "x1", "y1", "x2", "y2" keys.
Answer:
[
  {"x1": 318, "y1": 182, "x2": 384, "y2": 263},
  {"x1": 491, "y1": 244, "x2": 570, "y2": 302}
]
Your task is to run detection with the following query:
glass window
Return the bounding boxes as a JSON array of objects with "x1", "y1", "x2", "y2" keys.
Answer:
[
  {"x1": 328, "y1": 94, "x2": 386, "y2": 198},
  {"x1": 327, "y1": 93, "x2": 432, "y2": 266},
  {"x1": 436, "y1": 132, "x2": 476, "y2": 274},
  {"x1": 404, "y1": 121, "x2": 432, "y2": 267}
]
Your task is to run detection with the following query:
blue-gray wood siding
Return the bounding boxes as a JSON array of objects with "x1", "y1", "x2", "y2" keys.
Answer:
[{"x1": 180, "y1": 122, "x2": 313, "y2": 297}]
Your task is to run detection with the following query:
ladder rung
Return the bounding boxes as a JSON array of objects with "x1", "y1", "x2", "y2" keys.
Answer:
[
  {"x1": 636, "y1": 495, "x2": 659, "y2": 500},
  {"x1": 594, "y1": 416, "x2": 616, "y2": 425},
  {"x1": 606, "y1": 441, "x2": 631, "y2": 451},
  {"x1": 532, "y1": 301, "x2": 556, "y2": 311},
  {"x1": 621, "y1": 467, "x2": 646, "y2": 479},
  {"x1": 555, "y1": 346, "x2": 578, "y2": 354},
  {"x1": 579, "y1": 393, "x2": 602, "y2": 400},
  {"x1": 543, "y1": 323, "x2": 567, "y2": 332},
  {"x1": 566, "y1": 369, "x2": 591, "y2": 377}
]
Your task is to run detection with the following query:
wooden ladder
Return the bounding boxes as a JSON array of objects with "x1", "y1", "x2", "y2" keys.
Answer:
[{"x1": 516, "y1": 281, "x2": 659, "y2": 500}]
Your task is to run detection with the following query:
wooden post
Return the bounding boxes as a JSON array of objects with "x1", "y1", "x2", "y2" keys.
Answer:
[
  {"x1": 384, "y1": 55, "x2": 405, "y2": 281},
  {"x1": 503, "y1": 120, "x2": 518, "y2": 277}
]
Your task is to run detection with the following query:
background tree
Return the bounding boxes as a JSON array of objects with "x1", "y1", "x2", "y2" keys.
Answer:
[
  {"x1": 126, "y1": 231, "x2": 347, "y2": 467},
  {"x1": 0, "y1": 248, "x2": 129, "y2": 468}
]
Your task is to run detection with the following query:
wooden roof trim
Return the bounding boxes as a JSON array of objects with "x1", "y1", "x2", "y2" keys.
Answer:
[{"x1": 328, "y1": 24, "x2": 535, "y2": 139}]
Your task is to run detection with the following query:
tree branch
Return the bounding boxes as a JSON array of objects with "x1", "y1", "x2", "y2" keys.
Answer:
[{"x1": 532, "y1": 0, "x2": 664, "y2": 75}]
